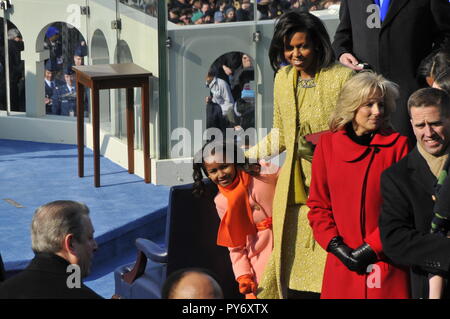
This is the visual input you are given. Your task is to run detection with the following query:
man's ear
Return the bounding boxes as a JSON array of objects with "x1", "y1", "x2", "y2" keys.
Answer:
[
  {"x1": 426, "y1": 76, "x2": 434, "y2": 87},
  {"x1": 62, "y1": 233, "x2": 76, "y2": 255}
]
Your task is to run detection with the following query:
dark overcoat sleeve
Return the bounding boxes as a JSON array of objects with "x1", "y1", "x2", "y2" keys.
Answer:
[{"x1": 332, "y1": 0, "x2": 353, "y2": 60}]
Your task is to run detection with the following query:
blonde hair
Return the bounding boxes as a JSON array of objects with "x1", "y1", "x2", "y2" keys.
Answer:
[{"x1": 329, "y1": 72, "x2": 399, "y2": 132}]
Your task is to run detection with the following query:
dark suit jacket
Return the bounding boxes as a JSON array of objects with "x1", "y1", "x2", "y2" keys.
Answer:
[
  {"x1": 380, "y1": 147, "x2": 450, "y2": 299},
  {"x1": 0, "y1": 253, "x2": 102, "y2": 299},
  {"x1": 332, "y1": 0, "x2": 450, "y2": 141}
]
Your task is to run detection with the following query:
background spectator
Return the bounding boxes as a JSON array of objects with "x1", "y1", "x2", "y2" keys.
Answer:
[
  {"x1": 236, "y1": 0, "x2": 254, "y2": 21},
  {"x1": 224, "y1": 7, "x2": 237, "y2": 22},
  {"x1": 7, "y1": 28, "x2": 25, "y2": 112},
  {"x1": 169, "y1": 7, "x2": 182, "y2": 23}
]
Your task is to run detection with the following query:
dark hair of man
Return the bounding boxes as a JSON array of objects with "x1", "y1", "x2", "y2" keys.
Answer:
[
  {"x1": 161, "y1": 267, "x2": 222, "y2": 299},
  {"x1": 408, "y1": 87, "x2": 450, "y2": 118},
  {"x1": 268, "y1": 9, "x2": 335, "y2": 72}
]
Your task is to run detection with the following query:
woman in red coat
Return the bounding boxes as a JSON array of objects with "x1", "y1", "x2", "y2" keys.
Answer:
[{"x1": 307, "y1": 72, "x2": 411, "y2": 299}]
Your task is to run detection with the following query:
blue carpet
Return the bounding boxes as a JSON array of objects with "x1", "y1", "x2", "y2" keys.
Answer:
[{"x1": 0, "y1": 138, "x2": 170, "y2": 298}]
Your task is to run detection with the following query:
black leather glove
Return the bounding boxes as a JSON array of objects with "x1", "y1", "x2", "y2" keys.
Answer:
[
  {"x1": 351, "y1": 243, "x2": 378, "y2": 274},
  {"x1": 327, "y1": 236, "x2": 359, "y2": 272}
]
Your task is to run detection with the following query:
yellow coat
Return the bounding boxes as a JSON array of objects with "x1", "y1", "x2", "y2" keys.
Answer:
[{"x1": 247, "y1": 63, "x2": 353, "y2": 298}]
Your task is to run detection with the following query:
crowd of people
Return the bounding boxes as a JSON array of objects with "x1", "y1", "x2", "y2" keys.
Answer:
[
  {"x1": 168, "y1": 0, "x2": 341, "y2": 25},
  {"x1": 0, "y1": 22, "x2": 87, "y2": 115},
  {"x1": 205, "y1": 51, "x2": 256, "y2": 140},
  {"x1": 1, "y1": 1, "x2": 450, "y2": 300},
  {"x1": 119, "y1": 0, "x2": 158, "y2": 17},
  {"x1": 43, "y1": 25, "x2": 89, "y2": 117}
]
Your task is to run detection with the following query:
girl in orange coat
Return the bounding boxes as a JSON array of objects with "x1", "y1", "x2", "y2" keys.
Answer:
[
  {"x1": 307, "y1": 72, "x2": 411, "y2": 298},
  {"x1": 193, "y1": 140, "x2": 278, "y2": 298}
]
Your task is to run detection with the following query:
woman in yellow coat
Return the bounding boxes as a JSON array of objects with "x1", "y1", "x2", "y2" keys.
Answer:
[{"x1": 246, "y1": 10, "x2": 353, "y2": 298}]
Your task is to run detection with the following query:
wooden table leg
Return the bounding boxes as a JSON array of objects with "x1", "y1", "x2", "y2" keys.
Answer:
[
  {"x1": 141, "y1": 79, "x2": 151, "y2": 183},
  {"x1": 92, "y1": 87, "x2": 100, "y2": 187},
  {"x1": 76, "y1": 80, "x2": 85, "y2": 178},
  {"x1": 126, "y1": 88, "x2": 135, "y2": 174}
]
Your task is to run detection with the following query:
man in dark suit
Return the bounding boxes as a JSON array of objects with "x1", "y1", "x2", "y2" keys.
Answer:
[
  {"x1": 0, "y1": 200, "x2": 102, "y2": 299},
  {"x1": 44, "y1": 60, "x2": 64, "y2": 115},
  {"x1": 380, "y1": 88, "x2": 450, "y2": 299},
  {"x1": 52, "y1": 66, "x2": 77, "y2": 116},
  {"x1": 332, "y1": 0, "x2": 450, "y2": 143}
]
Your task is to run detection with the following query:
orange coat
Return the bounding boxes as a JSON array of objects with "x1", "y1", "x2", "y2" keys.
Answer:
[
  {"x1": 214, "y1": 164, "x2": 278, "y2": 284},
  {"x1": 307, "y1": 130, "x2": 411, "y2": 299}
]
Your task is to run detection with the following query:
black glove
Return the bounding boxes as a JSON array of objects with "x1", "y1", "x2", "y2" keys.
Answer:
[
  {"x1": 351, "y1": 243, "x2": 378, "y2": 274},
  {"x1": 327, "y1": 236, "x2": 359, "y2": 272}
]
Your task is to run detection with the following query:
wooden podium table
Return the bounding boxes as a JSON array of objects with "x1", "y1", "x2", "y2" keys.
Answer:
[{"x1": 73, "y1": 63, "x2": 152, "y2": 187}]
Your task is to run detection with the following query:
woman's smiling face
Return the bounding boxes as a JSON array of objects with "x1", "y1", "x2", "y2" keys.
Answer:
[{"x1": 284, "y1": 31, "x2": 316, "y2": 75}]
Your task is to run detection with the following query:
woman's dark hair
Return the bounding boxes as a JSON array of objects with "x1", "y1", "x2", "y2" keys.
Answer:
[
  {"x1": 268, "y1": 9, "x2": 335, "y2": 72},
  {"x1": 192, "y1": 139, "x2": 260, "y2": 197},
  {"x1": 417, "y1": 50, "x2": 436, "y2": 87},
  {"x1": 435, "y1": 69, "x2": 450, "y2": 95},
  {"x1": 430, "y1": 50, "x2": 450, "y2": 80}
]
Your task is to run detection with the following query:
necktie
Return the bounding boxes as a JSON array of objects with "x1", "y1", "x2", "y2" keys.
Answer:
[{"x1": 374, "y1": 0, "x2": 391, "y2": 22}]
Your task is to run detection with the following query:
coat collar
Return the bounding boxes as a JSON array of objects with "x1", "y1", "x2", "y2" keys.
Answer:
[
  {"x1": 407, "y1": 147, "x2": 438, "y2": 197},
  {"x1": 382, "y1": 0, "x2": 409, "y2": 29},
  {"x1": 332, "y1": 129, "x2": 401, "y2": 162},
  {"x1": 28, "y1": 252, "x2": 71, "y2": 274}
]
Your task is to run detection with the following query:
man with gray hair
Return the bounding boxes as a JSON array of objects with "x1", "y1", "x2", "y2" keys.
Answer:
[{"x1": 0, "y1": 200, "x2": 101, "y2": 298}]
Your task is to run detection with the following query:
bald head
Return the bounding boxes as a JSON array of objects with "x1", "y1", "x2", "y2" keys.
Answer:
[{"x1": 162, "y1": 269, "x2": 223, "y2": 299}]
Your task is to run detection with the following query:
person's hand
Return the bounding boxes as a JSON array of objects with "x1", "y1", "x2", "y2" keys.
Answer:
[
  {"x1": 236, "y1": 274, "x2": 257, "y2": 295},
  {"x1": 327, "y1": 236, "x2": 359, "y2": 272},
  {"x1": 222, "y1": 65, "x2": 233, "y2": 76},
  {"x1": 351, "y1": 243, "x2": 377, "y2": 274},
  {"x1": 339, "y1": 53, "x2": 363, "y2": 71},
  {"x1": 44, "y1": 97, "x2": 51, "y2": 105},
  {"x1": 205, "y1": 96, "x2": 212, "y2": 104}
]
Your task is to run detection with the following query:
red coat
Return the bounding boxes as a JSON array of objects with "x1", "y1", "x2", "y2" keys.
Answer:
[{"x1": 307, "y1": 129, "x2": 411, "y2": 299}]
